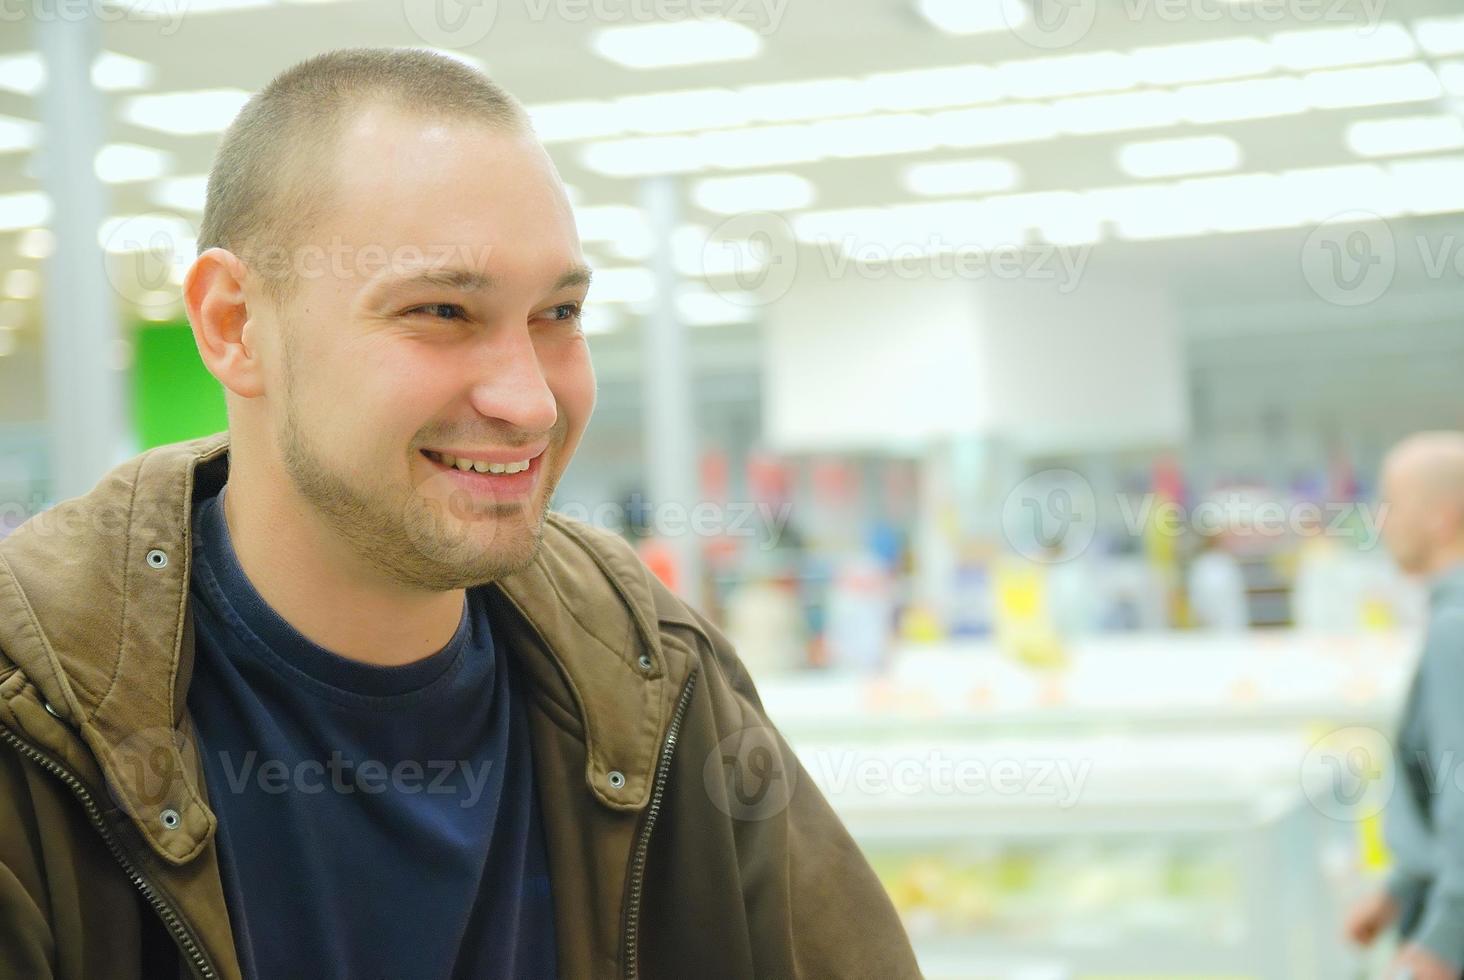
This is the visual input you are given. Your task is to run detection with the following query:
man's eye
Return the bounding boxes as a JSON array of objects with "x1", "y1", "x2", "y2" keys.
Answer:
[
  {"x1": 547, "y1": 303, "x2": 583, "y2": 323},
  {"x1": 409, "y1": 303, "x2": 466, "y2": 321}
]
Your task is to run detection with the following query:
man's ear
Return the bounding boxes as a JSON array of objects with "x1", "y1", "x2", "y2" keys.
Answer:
[{"x1": 183, "y1": 247, "x2": 267, "y2": 399}]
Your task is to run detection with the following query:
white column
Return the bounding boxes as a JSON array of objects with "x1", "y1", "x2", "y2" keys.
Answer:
[
  {"x1": 638, "y1": 176, "x2": 702, "y2": 608},
  {"x1": 36, "y1": 12, "x2": 125, "y2": 501}
]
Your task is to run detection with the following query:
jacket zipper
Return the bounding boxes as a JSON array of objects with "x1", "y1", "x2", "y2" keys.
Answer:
[
  {"x1": 621, "y1": 667, "x2": 698, "y2": 980},
  {"x1": 0, "y1": 725, "x2": 217, "y2": 980}
]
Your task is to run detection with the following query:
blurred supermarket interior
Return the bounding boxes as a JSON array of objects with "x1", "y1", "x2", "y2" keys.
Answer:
[{"x1": 5, "y1": 0, "x2": 1464, "y2": 976}]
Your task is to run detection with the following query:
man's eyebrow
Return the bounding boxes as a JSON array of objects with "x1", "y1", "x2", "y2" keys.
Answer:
[
  {"x1": 390, "y1": 267, "x2": 497, "y2": 292},
  {"x1": 384, "y1": 264, "x2": 592, "y2": 293},
  {"x1": 554, "y1": 265, "x2": 593, "y2": 291}
]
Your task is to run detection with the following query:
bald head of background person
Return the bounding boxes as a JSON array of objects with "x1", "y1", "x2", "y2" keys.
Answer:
[
  {"x1": 1380, "y1": 431, "x2": 1464, "y2": 579},
  {"x1": 1346, "y1": 430, "x2": 1464, "y2": 980}
]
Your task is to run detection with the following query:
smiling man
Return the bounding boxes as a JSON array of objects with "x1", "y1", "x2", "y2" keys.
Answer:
[{"x1": 0, "y1": 49, "x2": 920, "y2": 980}]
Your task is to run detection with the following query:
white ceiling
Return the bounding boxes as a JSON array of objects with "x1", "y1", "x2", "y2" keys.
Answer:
[{"x1": 3, "y1": 0, "x2": 1464, "y2": 340}]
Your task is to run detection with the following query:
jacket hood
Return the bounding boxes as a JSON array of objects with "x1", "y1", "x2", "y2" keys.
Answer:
[{"x1": 0, "y1": 433, "x2": 697, "y2": 867}]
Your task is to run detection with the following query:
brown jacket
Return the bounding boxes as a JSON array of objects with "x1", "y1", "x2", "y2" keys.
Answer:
[{"x1": 0, "y1": 433, "x2": 921, "y2": 980}]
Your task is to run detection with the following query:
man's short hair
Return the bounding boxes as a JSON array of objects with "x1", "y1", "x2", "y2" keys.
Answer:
[{"x1": 197, "y1": 47, "x2": 529, "y2": 308}]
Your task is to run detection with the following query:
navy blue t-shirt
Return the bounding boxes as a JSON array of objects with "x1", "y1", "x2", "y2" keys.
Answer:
[{"x1": 186, "y1": 487, "x2": 557, "y2": 980}]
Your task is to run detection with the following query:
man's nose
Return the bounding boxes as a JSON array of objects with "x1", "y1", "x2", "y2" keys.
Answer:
[{"x1": 464, "y1": 325, "x2": 559, "y2": 436}]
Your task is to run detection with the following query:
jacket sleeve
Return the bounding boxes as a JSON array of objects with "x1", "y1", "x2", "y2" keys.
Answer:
[
  {"x1": 1407, "y1": 608, "x2": 1464, "y2": 967},
  {"x1": 669, "y1": 599, "x2": 925, "y2": 980}
]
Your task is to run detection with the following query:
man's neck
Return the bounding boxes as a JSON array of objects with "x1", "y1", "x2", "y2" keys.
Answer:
[{"x1": 219, "y1": 470, "x2": 465, "y2": 668}]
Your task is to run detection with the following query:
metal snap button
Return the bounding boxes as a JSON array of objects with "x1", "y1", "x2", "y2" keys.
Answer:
[
  {"x1": 637, "y1": 653, "x2": 653, "y2": 671},
  {"x1": 160, "y1": 808, "x2": 181, "y2": 830},
  {"x1": 42, "y1": 701, "x2": 61, "y2": 720},
  {"x1": 607, "y1": 770, "x2": 626, "y2": 790},
  {"x1": 145, "y1": 549, "x2": 169, "y2": 569}
]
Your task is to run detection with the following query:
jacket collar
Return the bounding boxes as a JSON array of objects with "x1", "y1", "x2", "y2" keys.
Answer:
[{"x1": 0, "y1": 433, "x2": 695, "y2": 865}]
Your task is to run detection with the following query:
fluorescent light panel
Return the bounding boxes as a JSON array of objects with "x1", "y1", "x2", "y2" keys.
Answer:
[{"x1": 592, "y1": 20, "x2": 762, "y2": 69}]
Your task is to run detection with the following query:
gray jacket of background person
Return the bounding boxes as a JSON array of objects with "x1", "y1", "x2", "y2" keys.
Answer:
[{"x1": 1387, "y1": 564, "x2": 1464, "y2": 966}]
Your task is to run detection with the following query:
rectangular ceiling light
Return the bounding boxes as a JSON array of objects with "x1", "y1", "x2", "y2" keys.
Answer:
[
  {"x1": 1271, "y1": 23, "x2": 1416, "y2": 70},
  {"x1": 0, "y1": 192, "x2": 50, "y2": 231},
  {"x1": 579, "y1": 135, "x2": 703, "y2": 177},
  {"x1": 150, "y1": 175, "x2": 209, "y2": 212},
  {"x1": 692, "y1": 173, "x2": 815, "y2": 213},
  {"x1": 739, "y1": 78, "x2": 871, "y2": 122},
  {"x1": 616, "y1": 88, "x2": 751, "y2": 133},
  {"x1": 526, "y1": 101, "x2": 625, "y2": 143},
  {"x1": 121, "y1": 89, "x2": 253, "y2": 134},
  {"x1": 699, "y1": 124, "x2": 824, "y2": 170},
  {"x1": 902, "y1": 158, "x2": 1022, "y2": 196},
  {"x1": 998, "y1": 51, "x2": 1137, "y2": 99},
  {"x1": 809, "y1": 113, "x2": 937, "y2": 159},
  {"x1": 1413, "y1": 16, "x2": 1464, "y2": 56},
  {"x1": 1279, "y1": 163, "x2": 1403, "y2": 219},
  {"x1": 863, "y1": 66, "x2": 1002, "y2": 112},
  {"x1": 1442, "y1": 60, "x2": 1464, "y2": 95},
  {"x1": 0, "y1": 115, "x2": 38, "y2": 154},
  {"x1": 930, "y1": 104, "x2": 1059, "y2": 147},
  {"x1": 592, "y1": 20, "x2": 762, "y2": 69},
  {"x1": 1129, "y1": 38, "x2": 1274, "y2": 86},
  {"x1": 1347, "y1": 114, "x2": 1464, "y2": 156},
  {"x1": 585, "y1": 266, "x2": 655, "y2": 303},
  {"x1": 1118, "y1": 135, "x2": 1242, "y2": 178},
  {"x1": 92, "y1": 51, "x2": 156, "y2": 91},
  {"x1": 95, "y1": 143, "x2": 174, "y2": 183},
  {"x1": 0, "y1": 51, "x2": 154, "y2": 95},
  {"x1": 1053, "y1": 90, "x2": 1180, "y2": 135},
  {"x1": 1304, "y1": 62, "x2": 1442, "y2": 109},
  {"x1": 1178, "y1": 77, "x2": 1308, "y2": 123}
]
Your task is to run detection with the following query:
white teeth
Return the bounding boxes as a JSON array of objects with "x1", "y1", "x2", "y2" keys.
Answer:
[{"x1": 427, "y1": 450, "x2": 533, "y2": 475}]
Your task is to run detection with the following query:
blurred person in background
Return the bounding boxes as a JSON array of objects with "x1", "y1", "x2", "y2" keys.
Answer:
[
  {"x1": 0, "y1": 49, "x2": 920, "y2": 980},
  {"x1": 1346, "y1": 431, "x2": 1464, "y2": 980}
]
